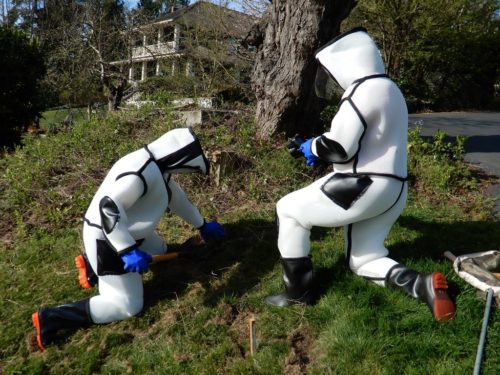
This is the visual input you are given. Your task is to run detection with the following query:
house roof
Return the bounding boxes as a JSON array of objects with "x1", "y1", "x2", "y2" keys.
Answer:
[{"x1": 150, "y1": 1, "x2": 257, "y2": 39}]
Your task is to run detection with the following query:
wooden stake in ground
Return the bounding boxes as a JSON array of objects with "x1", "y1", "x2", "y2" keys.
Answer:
[{"x1": 249, "y1": 316, "x2": 257, "y2": 356}]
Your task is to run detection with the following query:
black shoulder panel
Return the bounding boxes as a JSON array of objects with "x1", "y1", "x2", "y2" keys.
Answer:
[{"x1": 315, "y1": 135, "x2": 349, "y2": 163}]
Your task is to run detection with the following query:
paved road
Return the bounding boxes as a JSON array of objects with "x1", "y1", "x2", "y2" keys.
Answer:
[{"x1": 408, "y1": 112, "x2": 500, "y2": 219}]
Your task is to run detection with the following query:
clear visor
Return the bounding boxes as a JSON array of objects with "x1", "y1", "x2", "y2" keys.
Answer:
[{"x1": 314, "y1": 65, "x2": 343, "y2": 100}]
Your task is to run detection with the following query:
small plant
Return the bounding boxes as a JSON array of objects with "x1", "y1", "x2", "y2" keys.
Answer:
[{"x1": 407, "y1": 125, "x2": 487, "y2": 217}]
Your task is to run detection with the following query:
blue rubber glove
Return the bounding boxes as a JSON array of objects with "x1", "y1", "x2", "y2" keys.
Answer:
[
  {"x1": 121, "y1": 248, "x2": 152, "y2": 273},
  {"x1": 199, "y1": 220, "x2": 225, "y2": 242},
  {"x1": 298, "y1": 138, "x2": 320, "y2": 166}
]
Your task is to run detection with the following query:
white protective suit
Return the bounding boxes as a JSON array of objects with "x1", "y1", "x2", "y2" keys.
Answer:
[
  {"x1": 83, "y1": 128, "x2": 209, "y2": 323},
  {"x1": 277, "y1": 27, "x2": 408, "y2": 285}
]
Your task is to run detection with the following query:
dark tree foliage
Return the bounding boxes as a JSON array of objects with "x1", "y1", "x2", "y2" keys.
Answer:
[
  {"x1": 137, "y1": 0, "x2": 189, "y2": 19},
  {"x1": 347, "y1": 0, "x2": 500, "y2": 112},
  {"x1": 0, "y1": 26, "x2": 45, "y2": 147}
]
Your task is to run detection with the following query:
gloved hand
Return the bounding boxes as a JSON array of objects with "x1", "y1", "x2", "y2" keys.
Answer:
[
  {"x1": 121, "y1": 248, "x2": 152, "y2": 273},
  {"x1": 286, "y1": 136, "x2": 306, "y2": 158},
  {"x1": 298, "y1": 138, "x2": 320, "y2": 166},
  {"x1": 199, "y1": 220, "x2": 225, "y2": 242}
]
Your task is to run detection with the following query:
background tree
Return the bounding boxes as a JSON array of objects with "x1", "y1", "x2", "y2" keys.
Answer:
[
  {"x1": 84, "y1": 0, "x2": 131, "y2": 110},
  {"x1": 136, "y1": 1, "x2": 256, "y2": 103},
  {"x1": 346, "y1": 0, "x2": 500, "y2": 111},
  {"x1": 138, "y1": 0, "x2": 189, "y2": 19},
  {"x1": 229, "y1": 0, "x2": 268, "y2": 17},
  {"x1": 0, "y1": 0, "x2": 39, "y2": 34},
  {"x1": 0, "y1": 25, "x2": 45, "y2": 147},
  {"x1": 36, "y1": 0, "x2": 103, "y2": 108},
  {"x1": 248, "y1": 0, "x2": 358, "y2": 139},
  {"x1": 179, "y1": 1, "x2": 255, "y2": 97}
]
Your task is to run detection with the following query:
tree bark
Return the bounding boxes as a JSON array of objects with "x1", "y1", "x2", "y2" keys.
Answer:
[{"x1": 250, "y1": 0, "x2": 357, "y2": 139}]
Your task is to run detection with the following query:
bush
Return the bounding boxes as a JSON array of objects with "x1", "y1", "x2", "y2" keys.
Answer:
[
  {"x1": 0, "y1": 26, "x2": 46, "y2": 148},
  {"x1": 408, "y1": 126, "x2": 477, "y2": 194}
]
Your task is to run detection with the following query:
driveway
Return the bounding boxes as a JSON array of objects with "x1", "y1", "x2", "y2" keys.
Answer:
[{"x1": 408, "y1": 112, "x2": 500, "y2": 219}]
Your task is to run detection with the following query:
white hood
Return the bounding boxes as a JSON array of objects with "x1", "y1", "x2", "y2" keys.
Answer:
[
  {"x1": 147, "y1": 128, "x2": 209, "y2": 175},
  {"x1": 315, "y1": 27, "x2": 385, "y2": 90}
]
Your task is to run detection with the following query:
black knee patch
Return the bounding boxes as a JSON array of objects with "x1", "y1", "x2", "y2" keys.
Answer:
[{"x1": 321, "y1": 173, "x2": 372, "y2": 210}]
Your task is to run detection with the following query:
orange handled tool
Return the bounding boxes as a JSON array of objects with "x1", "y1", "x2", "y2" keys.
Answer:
[{"x1": 151, "y1": 252, "x2": 180, "y2": 263}]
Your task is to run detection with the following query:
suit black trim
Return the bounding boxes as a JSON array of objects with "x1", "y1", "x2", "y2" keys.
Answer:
[
  {"x1": 115, "y1": 157, "x2": 154, "y2": 198},
  {"x1": 364, "y1": 172, "x2": 408, "y2": 182},
  {"x1": 314, "y1": 27, "x2": 368, "y2": 56},
  {"x1": 84, "y1": 218, "x2": 102, "y2": 230},
  {"x1": 160, "y1": 165, "x2": 202, "y2": 173},
  {"x1": 116, "y1": 171, "x2": 148, "y2": 197},
  {"x1": 155, "y1": 141, "x2": 204, "y2": 174},
  {"x1": 345, "y1": 180, "x2": 406, "y2": 272},
  {"x1": 346, "y1": 223, "x2": 353, "y2": 267},
  {"x1": 363, "y1": 276, "x2": 386, "y2": 281},
  {"x1": 352, "y1": 74, "x2": 389, "y2": 86},
  {"x1": 378, "y1": 181, "x2": 406, "y2": 216},
  {"x1": 164, "y1": 173, "x2": 172, "y2": 202},
  {"x1": 143, "y1": 144, "x2": 155, "y2": 159},
  {"x1": 346, "y1": 98, "x2": 368, "y2": 173},
  {"x1": 188, "y1": 127, "x2": 207, "y2": 173},
  {"x1": 314, "y1": 74, "x2": 393, "y2": 171}
]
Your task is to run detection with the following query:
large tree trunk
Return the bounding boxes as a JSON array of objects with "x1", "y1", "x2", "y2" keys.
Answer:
[{"x1": 250, "y1": 0, "x2": 357, "y2": 139}]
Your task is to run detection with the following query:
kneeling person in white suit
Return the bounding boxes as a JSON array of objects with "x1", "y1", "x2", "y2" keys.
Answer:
[
  {"x1": 266, "y1": 28, "x2": 455, "y2": 322},
  {"x1": 32, "y1": 128, "x2": 225, "y2": 350}
]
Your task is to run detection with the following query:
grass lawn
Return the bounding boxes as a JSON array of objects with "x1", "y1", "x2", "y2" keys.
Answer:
[{"x1": 0, "y1": 106, "x2": 498, "y2": 374}]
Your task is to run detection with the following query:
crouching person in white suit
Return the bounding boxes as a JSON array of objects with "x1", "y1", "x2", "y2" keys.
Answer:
[
  {"x1": 266, "y1": 28, "x2": 455, "y2": 322},
  {"x1": 32, "y1": 128, "x2": 225, "y2": 350}
]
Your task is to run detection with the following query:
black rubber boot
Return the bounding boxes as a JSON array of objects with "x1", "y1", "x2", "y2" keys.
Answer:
[
  {"x1": 32, "y1": 298, "x2": 93, "y2": 350},
  {"x1": 386, "y1": 264, "x2": 455, "y2": 322},
  {"x1": 265, "y1": 257, "x2": 314, "y2": 307}
]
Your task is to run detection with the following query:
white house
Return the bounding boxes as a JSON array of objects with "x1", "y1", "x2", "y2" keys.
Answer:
[{"x1": 112, "y1": 1, "x2": 256, "y2": 83}]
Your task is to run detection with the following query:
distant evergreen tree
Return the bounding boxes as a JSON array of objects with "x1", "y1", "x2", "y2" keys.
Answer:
[
  {"x1": 0, "y1": 25, "x2": 45, "y2": 147},
  {"x1": 137, "y1": 0, "x2": 189, "y2": 18}
]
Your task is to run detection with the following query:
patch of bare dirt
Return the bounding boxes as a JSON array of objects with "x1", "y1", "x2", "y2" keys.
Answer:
[
  {"x1": 283, "y1": 327, "x2": 313, "y2": 375},
  {"x1": 217, "y1": 302, "x2": 239, "y2": 326},
  {"x1": 214, "y1": 302, "x2": 257, "y2": 359},
  {"x1": 26, "y1": 332, "x2": 42, "y2": 353},
  {"x1": 173, "y1": 351, "x2": 193, "y2": 364}
]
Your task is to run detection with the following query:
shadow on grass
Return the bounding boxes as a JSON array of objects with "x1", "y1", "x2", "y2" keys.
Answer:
[
  {"x1": 392, "y1": 216, "x2": 500, "y2": 261},
  {"x1": 143, "y1": 215, "x2": 499, "y2": 310},
  {"x1": 144, "y1": 218, "x2": 281, "y2": 309}
]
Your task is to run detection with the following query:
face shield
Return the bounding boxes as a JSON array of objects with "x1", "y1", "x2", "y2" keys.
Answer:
[
  {"x1": 152, "y1": 128, "x2": 210, "y2": 176},
  {"x1": 314, "y1": 64, "x2": 344, "y2": 100}
]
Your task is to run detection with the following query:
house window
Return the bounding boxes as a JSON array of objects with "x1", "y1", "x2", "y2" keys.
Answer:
[
  {"x1": 162, "y1": 26, "x2": 175, "y2": 43},
  {"x1": 133, "y1": 64, "x2": 142, "y2": 81},
  {"x1": 146, "y1": 30, "x2": 156, "y2": 45},
  {"x1": 147, "y1": 61, "x2": 157, "y2": 77}
]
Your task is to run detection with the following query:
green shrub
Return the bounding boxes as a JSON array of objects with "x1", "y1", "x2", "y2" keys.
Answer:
[{"x1": 408, "y1": 126, "x2": 475, "y2": 192}]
